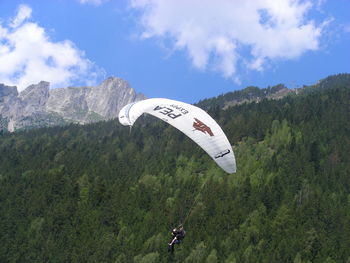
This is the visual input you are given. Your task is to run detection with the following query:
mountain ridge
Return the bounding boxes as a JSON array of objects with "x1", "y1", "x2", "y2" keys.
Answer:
[
  {"x1": 0, "y1": 77, "x2": 146, "y2": 132},
  {"x1": 1, "y1": 73, "x2": 349, "y2": 132},
  {"x1": 196, "y1": 73, "x2": 350, "y2": 110}
]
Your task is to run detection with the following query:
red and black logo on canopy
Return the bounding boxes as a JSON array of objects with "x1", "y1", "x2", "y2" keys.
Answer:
[{"x1": 193, "y1": 118, "x2": 214, "y2": 136}]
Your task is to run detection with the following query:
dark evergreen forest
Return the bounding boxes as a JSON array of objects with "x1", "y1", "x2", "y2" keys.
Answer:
[{"x1": 0, "y1": 74, "x2": 349, "y2": 262}]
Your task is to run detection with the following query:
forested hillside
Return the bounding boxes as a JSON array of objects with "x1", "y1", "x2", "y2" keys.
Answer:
[
  {"x1": 0, "y1": 74, "x2": 349, "y2": 262},
  {"x1": 196, "y1": 83, "x2": 290, "y2": 110}
]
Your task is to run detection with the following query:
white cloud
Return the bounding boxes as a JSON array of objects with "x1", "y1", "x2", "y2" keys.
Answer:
[
  {"x1": 0, "y1": 5, "x2": 103, "y2": 91},
  {"x1": 130, "y1": 0, "x2": 325, "y2": 78},
  {"x1": 10, "y1": 4, "x2": 32, "y2": 28}
]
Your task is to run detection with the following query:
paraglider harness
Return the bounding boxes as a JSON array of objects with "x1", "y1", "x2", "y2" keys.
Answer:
[
  {"x1": 168, "y1": 225, "x2": 186, "y2": 253},
  {"x1": 167, "y1": 179, "x2": 209, "y2": 253}
]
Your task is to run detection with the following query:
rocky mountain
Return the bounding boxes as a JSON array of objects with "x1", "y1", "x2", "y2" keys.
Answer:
[{"x1": 0, "y1": 77, "x2": 146, "y2": 132}]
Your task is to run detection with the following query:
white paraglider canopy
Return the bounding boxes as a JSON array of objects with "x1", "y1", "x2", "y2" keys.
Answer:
[{"x1": 118, "y1": 98, "x2": 236, "y2": 173}]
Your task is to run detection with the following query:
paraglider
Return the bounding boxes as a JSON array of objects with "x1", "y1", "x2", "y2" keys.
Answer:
[
  {"x1": 168, "y1": 224, "x2": 186, "y2": 253},
  {"x1": 118, "y1": 98, "x2": 236, "y2": 253},
  {"x1": 118, "y1": 98, "x2": 236, "y2": 173}
]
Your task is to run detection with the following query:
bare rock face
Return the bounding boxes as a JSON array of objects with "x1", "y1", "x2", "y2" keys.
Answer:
[
  {"x1": 0, "y1": 84, "x2": 18, "y2": 101},
  {"x1": 0, "y1": 84, "x2": 19, "y2": 114},
  {"x1": 86, "y1": 77, "x2": 146, "y2": 119},
  {"x1": 19, "y1": 81, "x2": 50, "y2": 116},
  {"x1": 46, "y1": 86, "x2": 91, "y2": 123},
  {"x1": 0, "y1": 84, "x2": 21, "y2": 131},
  {"x1": 0, "y1": 77, "x2": 146, "y2": 132}
]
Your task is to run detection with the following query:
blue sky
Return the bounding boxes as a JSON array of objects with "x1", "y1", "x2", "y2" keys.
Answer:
[{"x1": 0, "y1": 0, "x2": 349, "y2": 103}]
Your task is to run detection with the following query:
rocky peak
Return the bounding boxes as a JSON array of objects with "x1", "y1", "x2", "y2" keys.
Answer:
[
  {"x1": 19, "y1": 81, "x2": 50, "y2": 116},
  {"x1": 19, "y1": 81, "x2": 49, "y2": 99},
  {"x1": 101, "y1": 76, "x2": 125, "y2": 86},
  {"x1": 86, "y1": 76, "x2": 144, "y2": 119},
  {"x1": 0, "y1": 84, "x2": 18, "y2": 99}
]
